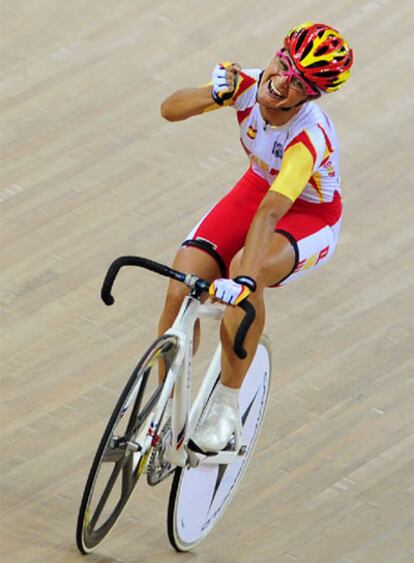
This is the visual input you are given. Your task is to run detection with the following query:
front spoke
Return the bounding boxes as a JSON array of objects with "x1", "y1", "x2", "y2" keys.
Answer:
[
  {"x1": 126, "y1": 370, "x2": 150, "y2": 435},
  {"x1": 121, "y1": 454, "x2": 135, "y2": 496},
  {"x1": 89, "y1": 457, "x2": 126, "y2": 530},
  {"x1": 132, "y1": 385, "x2": 163, "y2": 436}
]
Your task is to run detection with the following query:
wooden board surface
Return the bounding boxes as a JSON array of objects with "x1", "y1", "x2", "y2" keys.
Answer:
[{"x1": 1, "y1": 1, "x2": 413, "y2": 562}]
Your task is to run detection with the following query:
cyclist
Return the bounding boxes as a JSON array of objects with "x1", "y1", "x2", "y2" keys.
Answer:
[{"x1": 158, "y1": 22, "x2": 353, "y2": 452}]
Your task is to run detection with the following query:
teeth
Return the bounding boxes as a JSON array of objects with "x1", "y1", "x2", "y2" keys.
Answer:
[{"x1": 269, "y1": 80, "x2": 283, "y2": 98}]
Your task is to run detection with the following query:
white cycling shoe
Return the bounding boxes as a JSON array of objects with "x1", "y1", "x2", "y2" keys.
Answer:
[{"x1": 192, "y1": 382, "x2": 241, "y2": 453}]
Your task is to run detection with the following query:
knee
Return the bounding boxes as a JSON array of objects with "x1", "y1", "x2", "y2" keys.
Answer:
[
  {"x1": 162, "y1": 280, "x2": 188, "y2": 317},
  {"x1": 229, "y1": 255, "x2": 270, "y2": 294}
]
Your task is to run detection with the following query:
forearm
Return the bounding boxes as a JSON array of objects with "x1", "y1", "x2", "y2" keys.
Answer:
[
  {"x1": 238, "y1": 206, "x2": 280, "y2": 279},
  {"x1": 237, "y1": 192, "x2": 292, "y2": 280},
  {"x1": 237, "y1": 146, "x2": 312, "y2": 280},
  {"x1": 160, "y1": 85, "x2": 216, "y2": 121}
]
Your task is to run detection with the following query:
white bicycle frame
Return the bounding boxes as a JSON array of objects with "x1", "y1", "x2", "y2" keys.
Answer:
[{"x1": 141, "y1": 293, "x2": 245, "y2": 469}]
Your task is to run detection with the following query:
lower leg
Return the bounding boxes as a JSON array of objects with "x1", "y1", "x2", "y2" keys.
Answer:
[
  {"x1": 219, "y1": 232, "x2": 294, "y2": 389},
  {"x1": 157, "y1": 246, "x2": 221, "y2": 382},
  {"x1": 219, "y1": 290, "x2": 265, "y2": 388},
  {"x1": 192, "y1": 234, "x2": 295, "y2": 451},
  {"x1": 191, "y1": 291, "x2": 265, "y2": 453}
]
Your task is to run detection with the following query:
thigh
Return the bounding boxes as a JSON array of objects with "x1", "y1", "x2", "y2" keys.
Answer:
[
  {"x1": 182, "y1": 169, "x2": 268, "y2": 276},
  {"x1": 172, "y1": 245, "x2": 222, "y2": 282},
  {"x1": 230, "y1": 232, "x2": 296, "y2": 288},
  {"x1": 165, "y1": 246, "x2": 222, "y2": 303},
  {"x1": 229, "y1": 213, "x2": 342, "y2": 288}
]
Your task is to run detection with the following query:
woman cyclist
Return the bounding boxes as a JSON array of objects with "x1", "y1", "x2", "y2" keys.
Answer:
[{"x1": 158, "y1": 22, "x2": 353, "y2": 453}]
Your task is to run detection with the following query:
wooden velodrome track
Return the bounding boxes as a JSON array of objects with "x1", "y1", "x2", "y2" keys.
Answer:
[{"x1": 1, "y1": 1, "x2": 413, "y2": 562}]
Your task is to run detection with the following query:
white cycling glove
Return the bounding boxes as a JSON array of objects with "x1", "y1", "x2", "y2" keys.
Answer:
[
  {"x1": 209, "y1": 276, "x2": 256, "y2": 305},
  {"x1": 211, "y1": 62, "x2": 239, "y2": 105}
]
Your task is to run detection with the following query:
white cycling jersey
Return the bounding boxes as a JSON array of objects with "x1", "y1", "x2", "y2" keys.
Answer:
[{"x1": 227, "y1": 69, "x2": 341, "y2": 204}]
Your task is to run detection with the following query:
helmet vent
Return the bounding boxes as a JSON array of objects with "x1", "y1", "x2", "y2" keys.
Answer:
[
  {"x1": 301, "y1": 41, "x2": 313, "y2": 60},
  {"x1": 315, "y1": 46, "x2": 329, "y2": 56},
  {"x1": 314, "y1": 70, "x2": 338, "y2": 77},
  {"x1": 308, "y1": 61, "x2": 328, "y2": 68},
  {"x1": 296, "y1": 30, "x2": 307, "y2": 52}
]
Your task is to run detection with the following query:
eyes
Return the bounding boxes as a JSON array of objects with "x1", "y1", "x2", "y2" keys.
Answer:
[
  {"x1": 273, "y1": 57, "x2": 306, "y2": 93},
  {"x1": 291, "y1": 76, "x2": 306, "y2": 92},
  {"x1": 278, "y1": 58, "x2": 288, "y2": 71}
]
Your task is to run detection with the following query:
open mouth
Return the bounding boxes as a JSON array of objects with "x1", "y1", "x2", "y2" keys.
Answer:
[{"x1": 267, "y1": 79, "x2": 285, "y2": 100}]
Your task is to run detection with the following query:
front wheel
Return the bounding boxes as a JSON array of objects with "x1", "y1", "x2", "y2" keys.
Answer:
[
  {"x1": 76, "y1": 334, "x2": 179, "y2": 554},
  {"x1": 167, "y1": 335, "x2": 272, "y2": 551}
]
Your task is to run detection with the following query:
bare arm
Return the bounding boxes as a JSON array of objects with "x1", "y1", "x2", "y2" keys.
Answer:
[
  {"x1": 238, "y1": 142, "x2": 315, "y2": 279},
  {"x1": 238, "y1": 191, "x2": 293, "y2": 278},
  {"x1": 160, "y1": 85, "x2": 216, "y2": 121},
  {"x1": 160, "y1": 63, "x2": 241, "y2": 122}
]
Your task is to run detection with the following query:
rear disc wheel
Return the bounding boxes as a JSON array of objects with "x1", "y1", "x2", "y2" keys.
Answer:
[{"x1": 167, "y1": 335, "x2": 272, "y2": 551}]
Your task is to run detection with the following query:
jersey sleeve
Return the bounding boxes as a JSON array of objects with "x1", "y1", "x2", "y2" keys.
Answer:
[
  {"x1": 232, "y1": 69, "x2": 261, "y2": 110},
  {"x1": 269, "y1": 124, "x2": 331, "y2": 202},
  {"x1": 268, "y1": 131, "x2": 315, "y2": 202}
]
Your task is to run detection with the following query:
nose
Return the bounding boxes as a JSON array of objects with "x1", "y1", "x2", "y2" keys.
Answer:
[
  {"x1": 278, "y1": 61, "x2": 296, "y2": 84},
  {"x1": 277, "y1": 72, "x2": 290, "y2": 94}
]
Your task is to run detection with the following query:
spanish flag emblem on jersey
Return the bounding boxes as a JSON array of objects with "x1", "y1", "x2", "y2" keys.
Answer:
[{"x1": 247, "y1": 126, "x2": 257, "y2": 139}]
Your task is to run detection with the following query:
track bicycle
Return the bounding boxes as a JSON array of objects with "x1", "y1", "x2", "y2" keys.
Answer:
[{"x1": 76, "y1": 256, "x2": 272, "y2": 553}]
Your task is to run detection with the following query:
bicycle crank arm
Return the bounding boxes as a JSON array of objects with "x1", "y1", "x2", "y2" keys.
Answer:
[
  {"x1": 186, "y1": 446, "x2": 247, "y2": 466},
  {"x1": 163, "y1": 443, "x2": 188, "y2": 467}
]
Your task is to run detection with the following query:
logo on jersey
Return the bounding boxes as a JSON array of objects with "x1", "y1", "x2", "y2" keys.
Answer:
[
  {"x1": 295, "y1": 246, "x2": 330, "y2": 272},
  {"x1": 322, "y1": 158, "x2": 336, "y2": 178},
  {"x1": 247, "y1": 126, "x2": 257, "y2": 139},
  {"x1": 272, "y1": 141, "x2": 283, "y2": 159}
]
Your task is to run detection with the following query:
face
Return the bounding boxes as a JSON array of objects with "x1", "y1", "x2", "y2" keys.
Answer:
[{"x1": 258, "y1": 48, "x2": 319, "y2": 110}]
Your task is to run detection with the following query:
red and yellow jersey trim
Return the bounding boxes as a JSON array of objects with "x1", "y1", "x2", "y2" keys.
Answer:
[
  {"x1": 309, "y1": 172, "x2": 324, "y2": 202},
  {"x1": 232, "y1": 71, "x2": 257, "y2": 103},
  {"x1": 237, "y1": 106, "x2": 254, "y2": 125},
  {"x1": 285, "y1": 130, "x2": 317, "y2": 167},
  {"x1": 317, "y1": 123, "x2": 334, "y2": 166}
]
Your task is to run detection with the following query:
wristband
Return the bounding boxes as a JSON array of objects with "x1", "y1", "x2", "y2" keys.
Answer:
[
  {"x1": 211, "y1": 89, "x2": 225, "y2": 105},
  {"x1": 233, "y1": 276, "x2": 257, "y2": 292}
]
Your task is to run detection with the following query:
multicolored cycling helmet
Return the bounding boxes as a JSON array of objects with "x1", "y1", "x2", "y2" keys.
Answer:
[{"x1": 284, "y1": 22, "x2": 353, "y2": 93}]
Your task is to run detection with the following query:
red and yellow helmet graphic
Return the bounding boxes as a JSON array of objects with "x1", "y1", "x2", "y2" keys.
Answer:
[{"x1": 284, "y1": 22, "x2": 354, "y2": 93}]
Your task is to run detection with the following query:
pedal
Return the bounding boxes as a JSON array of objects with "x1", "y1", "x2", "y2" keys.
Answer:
[
  {"x1": 187, "y1": 439, "x2": 218, "y2": 457},
  {"x1": 186, "y1": 447, "x2": 201, "y2": 468},
  {"x1": 163, "y1": 443, "x2": 188, "y2": 466}
]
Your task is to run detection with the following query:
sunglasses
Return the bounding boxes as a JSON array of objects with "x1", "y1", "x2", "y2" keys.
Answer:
[{"x1": 274, "y1": 49, "x2": 320, "y2": 96}]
